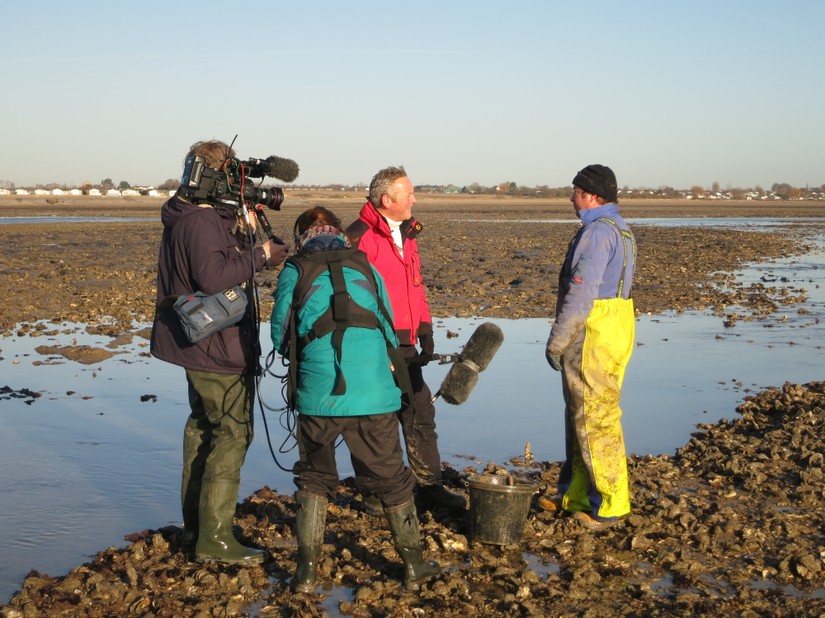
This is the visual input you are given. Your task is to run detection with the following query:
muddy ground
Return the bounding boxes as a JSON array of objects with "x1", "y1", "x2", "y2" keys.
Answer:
[{"x1": 0, "y1": 194, "x2": 823, "y2": 616}]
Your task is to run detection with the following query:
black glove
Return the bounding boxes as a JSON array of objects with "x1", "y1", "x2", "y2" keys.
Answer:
[{"x1": 417, "y1": 322, "x2": 435, "y2": 366}]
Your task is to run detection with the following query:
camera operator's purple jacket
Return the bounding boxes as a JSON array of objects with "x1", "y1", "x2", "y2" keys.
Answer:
[{"x1": 150, "y1": 194, "x2": 268, "y2": 375}]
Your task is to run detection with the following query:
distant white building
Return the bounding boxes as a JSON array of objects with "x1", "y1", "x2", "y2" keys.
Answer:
[
  {"x1": 15, "y1": 189, "x2": 29, "y2": 195},
  {"x1": 69, "y1": 189, "x2": 83, "y2": 196},
  {"x1": 34, "y1": 189, "x2": 49, "y2": 195},
  {"x1": 0, "y1": 188, "x2": 10, "y2": 195},
  {"x1": 88, "y1": 188, "x2": 102, "y2": 196},
  {"x1": 106, "y1": 189, "x2": 122, "y2": 196}
]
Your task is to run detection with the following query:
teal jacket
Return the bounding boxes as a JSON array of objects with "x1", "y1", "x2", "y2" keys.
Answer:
[{"x1": 270, "y1": 235, "x2": 401, "y2": 416}]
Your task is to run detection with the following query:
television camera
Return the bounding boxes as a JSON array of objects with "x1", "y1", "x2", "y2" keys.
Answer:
[{"x1": 180, "y1": 153, "x2": 300, "y2": 242}]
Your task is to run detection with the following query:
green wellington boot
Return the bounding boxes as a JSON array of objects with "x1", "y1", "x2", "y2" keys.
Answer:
[
  {"x1": 293, "y1": 492, "x2": 327, "y2": 593},
  {"x1": 194, "y1": 479, "x2": 266, "y2": 565},
  {"x1": 180, "y1": 473, "x2": 201, "y2": 557},
  {"x1": 385, "y1": 501, "x2": 441, "y2": 590},
  {"x1": 180, "y1": 424, "x2": 205, "y2": 557}
]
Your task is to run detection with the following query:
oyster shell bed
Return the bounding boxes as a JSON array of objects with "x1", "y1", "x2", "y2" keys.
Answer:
[
  {"x1": 2, "y1": 382, "x2": 822, "y2": 617},
  {"x1": 1, "y1": 196, "x2": 823, "y2": 616}
]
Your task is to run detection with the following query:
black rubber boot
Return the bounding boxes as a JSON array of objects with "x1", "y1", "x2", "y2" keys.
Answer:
[
  {"x1": 416, "y1": 483, "x2": 467, "y2": 511},
  {"x1": 361, "y1": 493, "x2": 384, "y2": 517},
  {"x1": 194, "y1": 479, "x2": 266, "y2": 565},
  {"x1": 293, "y1": 492, "x2": 327, "y2": 593},
  {"x1": 385, "y1": 501, "x2": 441, "y2": 590},
  {"x1": 180, "y1": 517, "x2": 198, "y2": 559}
]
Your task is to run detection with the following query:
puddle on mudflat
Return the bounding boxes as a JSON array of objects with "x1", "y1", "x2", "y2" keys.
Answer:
[{"x1": 522, "y1": 552, "x2": 560, "y2": 579}]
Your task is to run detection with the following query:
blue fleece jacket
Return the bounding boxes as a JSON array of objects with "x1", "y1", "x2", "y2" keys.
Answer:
[{"x1": 547, "y1": 203, "x2": 635, "y2": 355}]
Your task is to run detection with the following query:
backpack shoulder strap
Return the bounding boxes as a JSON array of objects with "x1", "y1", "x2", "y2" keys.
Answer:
[
  {"x1": 344, "y1": 250, "x2": 415, "y2": 409},
  {"x1": 284, "y1": 248, "x2": 414, "y2": 406},
  {"x1": 285, "y1": 249, "x2": 381, "y2": 398}
]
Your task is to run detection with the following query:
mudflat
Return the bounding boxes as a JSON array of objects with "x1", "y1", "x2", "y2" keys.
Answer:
[
  {"x1": 2, "y1": 193, "x2": 823, "y2": 334},
  {"x1": 1, "y1": 193, "x2": 823, "y2": 616}
]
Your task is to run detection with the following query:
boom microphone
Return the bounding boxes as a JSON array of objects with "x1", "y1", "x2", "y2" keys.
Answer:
[
  {"x1": 244, "y1": 156, "x2": 300, "y2": 182},
  {"x1": 433, "y1": 322, "x2": 504, "y2": 406},
  {"x1": 262, "y1": 156, "x2": 300, "y2": 182}
]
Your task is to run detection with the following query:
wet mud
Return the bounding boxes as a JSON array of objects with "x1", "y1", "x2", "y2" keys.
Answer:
[{"x1": 1, "y1": 195, "x2": 824, "y2": 616}]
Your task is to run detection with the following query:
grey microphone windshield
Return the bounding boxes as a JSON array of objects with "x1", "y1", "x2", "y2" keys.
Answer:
[
  {"x1": 436, "y1": 322, "x2": 504, "y2": 405},
  {"x1": 262, "y1": 156, "x2": 300, "y2": 182}
]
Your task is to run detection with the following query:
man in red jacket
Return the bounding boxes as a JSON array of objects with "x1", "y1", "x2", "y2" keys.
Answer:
[{"x1": 347, "y1": 166, "x2": 465, "y2": 512}]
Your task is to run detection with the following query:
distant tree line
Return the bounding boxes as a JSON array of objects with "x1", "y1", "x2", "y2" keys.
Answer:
[
  {"x1": 291, "y1": 181, "x2": 825, "y2": 201},
  {"x1": 1, "y1": 178, "x2": 823, "y2": 201}
]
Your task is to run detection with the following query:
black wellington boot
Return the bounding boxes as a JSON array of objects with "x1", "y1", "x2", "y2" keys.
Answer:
[
  {"x1": 385, "y1": 501, "x2": 441, "y2": 590},
  {"x1": 415, "y1": 483, "x2": 467, "y2": 512},
  {"x1": 293, "y1": 492, "x2": 327, "y2": 593},
  {"x1": 195, "y1": 478, "x2": 266, "y2": 565},
  {"x1": 361, "y1": 493, "x2": 384, "y2": 517}
]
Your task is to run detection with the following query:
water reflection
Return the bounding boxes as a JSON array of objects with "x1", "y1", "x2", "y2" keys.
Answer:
[
  {"x1": 460, "y1": 217, "x2": 824, "y2": 232},
  {"x1": 1, "y1": 239, "x2": 824, "y2": 602},
  {"x1": 2, "y1": 215, "x2": 821, "y2": 230}
]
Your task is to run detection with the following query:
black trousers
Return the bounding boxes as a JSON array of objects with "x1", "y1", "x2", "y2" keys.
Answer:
[
  {"x1": 294, "y1": 412, "x2": 414, "y2": 508},
  {"x1": 398, "y1": 345, "x2": 442, "y2": 484}
]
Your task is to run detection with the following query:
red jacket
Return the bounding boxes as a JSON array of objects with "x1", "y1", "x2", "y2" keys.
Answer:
[{"x1": 346, "y1": 202, "x2": 431, "y2": 346}]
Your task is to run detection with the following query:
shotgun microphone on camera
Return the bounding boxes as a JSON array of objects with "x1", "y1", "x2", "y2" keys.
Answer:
[
  {"x1": 432, "y1": 322, "x2": 504, "y2": 406},
  {"x1": 245, "y1": 156, "x2": 300, "y2": 183},
  {"x1": 181, "y1": 149, "x2": 299, "y2": 210}
]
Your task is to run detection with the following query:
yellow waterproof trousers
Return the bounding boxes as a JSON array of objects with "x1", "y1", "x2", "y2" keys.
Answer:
[{"x1": 559, "y1": 298, "x2": 634, "y2": 519}]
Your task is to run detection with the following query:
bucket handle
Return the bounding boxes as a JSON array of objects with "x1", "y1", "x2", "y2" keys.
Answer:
[{"x1": 464, "y1": 474, "x2": 540, "y2": 493}]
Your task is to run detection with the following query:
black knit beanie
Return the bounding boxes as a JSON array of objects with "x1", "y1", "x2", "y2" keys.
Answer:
[{"x1": 572, "y1": 164, "x2": 618, "y2": 203}]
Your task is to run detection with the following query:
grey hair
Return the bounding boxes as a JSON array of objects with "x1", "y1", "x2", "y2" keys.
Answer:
[{"x1": 368, "y1": 165, "x2": 407, "y2": 208}]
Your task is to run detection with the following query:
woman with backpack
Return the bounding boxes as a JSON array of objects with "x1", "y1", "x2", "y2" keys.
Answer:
[{"x1": 270, "y1": 206, "x2": 440, "y2": 593}]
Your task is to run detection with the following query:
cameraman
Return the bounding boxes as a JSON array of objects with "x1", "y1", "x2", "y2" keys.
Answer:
[{"x1": 151, "y1": 140, "x2": 288, "y2": 564}]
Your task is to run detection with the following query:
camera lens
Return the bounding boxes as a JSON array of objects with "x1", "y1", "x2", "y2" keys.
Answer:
[{"x1": 257, "y1": 187, "x2": 284, "y2": 210}]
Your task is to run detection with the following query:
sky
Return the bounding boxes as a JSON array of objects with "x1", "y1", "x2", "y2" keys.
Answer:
[{"x1": 1, "y1": 1, "x2": 823, "y2": 191}]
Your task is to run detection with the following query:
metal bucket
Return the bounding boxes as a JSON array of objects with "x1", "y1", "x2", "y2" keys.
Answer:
[{"x1": 468, "y1": 475, "x2": 538, "y2": 545}]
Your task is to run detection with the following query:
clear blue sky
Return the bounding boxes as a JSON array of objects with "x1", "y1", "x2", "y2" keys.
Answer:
[{"x1": 2, "y1": 1, "x2": 822, "y2": 190}]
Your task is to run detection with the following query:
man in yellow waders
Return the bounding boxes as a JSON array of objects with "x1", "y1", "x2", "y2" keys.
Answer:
[{"x1": 544, "y1": 164, "x2": 637, "y2": 530}]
